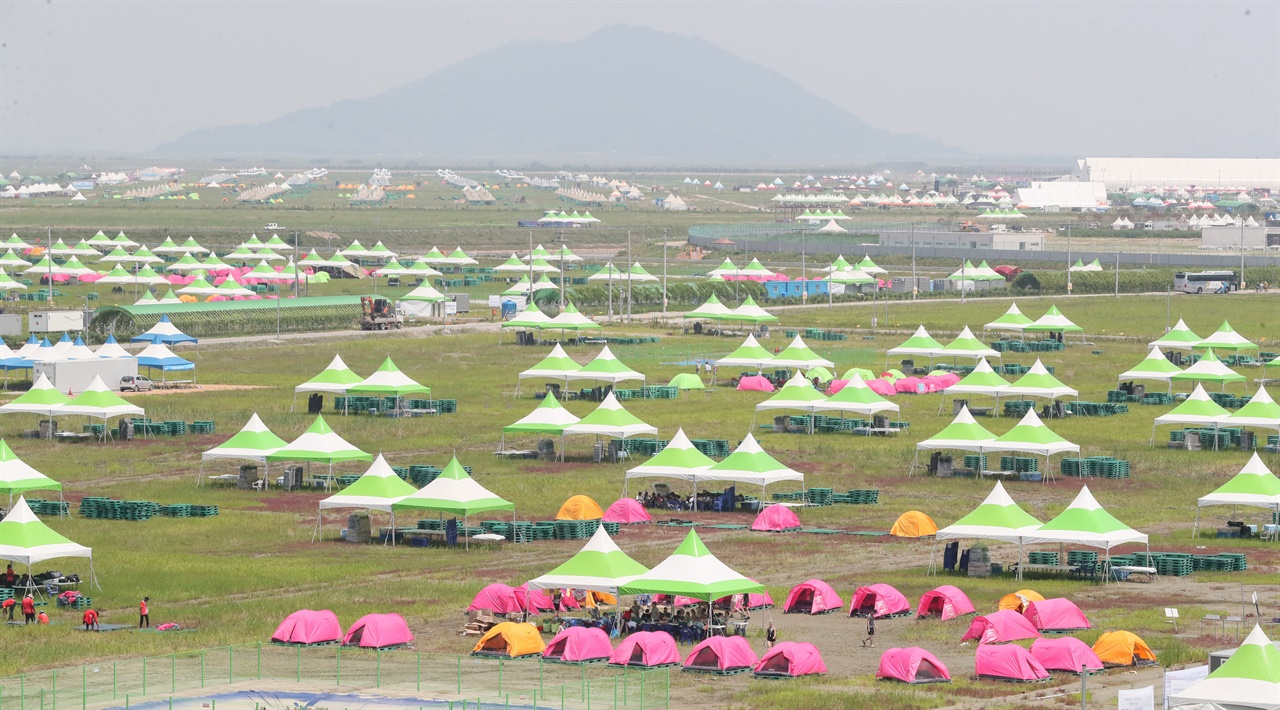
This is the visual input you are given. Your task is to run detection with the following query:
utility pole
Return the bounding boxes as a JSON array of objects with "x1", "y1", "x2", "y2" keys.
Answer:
[
  {"x1": 1115, "y1": 252, "x2": 1120, "y2": 297},
  {"x1": 626, "y1": 230, "x2": 632, "y2": 321},
  {"x1": 46, "y1": 226, "x2": 53, "y2": 306},
  {"x1": 661, "y1": 229, "x2": 668, "y2": 316},
  {"x1": 1066, "y1": 225, "x2": 1073, "y2": 295},
  {"x1": 910, "y1": 222, "x2": 917, "y2": 300},
  {"x1": 528, "y1": 230, "x2": 534, "y2": 311},
  {"x1": 1240, "y1": 217, "x2": 1246, "y2": 290},
  {"x1": 800, "y1": 230, "x2": 806, "y2": 304}
]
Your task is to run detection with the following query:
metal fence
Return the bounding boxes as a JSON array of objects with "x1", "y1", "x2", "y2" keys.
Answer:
[{"x1": 0, "y1": 643, "x2": 671, "y2": 710}]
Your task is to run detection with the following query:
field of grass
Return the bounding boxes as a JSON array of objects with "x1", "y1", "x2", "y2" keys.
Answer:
[{"x1": 0, "y1": 289, "x2": 1273, "y2": 708}]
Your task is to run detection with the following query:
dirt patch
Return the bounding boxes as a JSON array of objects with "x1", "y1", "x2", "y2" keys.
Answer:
[{"x1": 124, "y1": 384, "x2": 270, "y2": 397}]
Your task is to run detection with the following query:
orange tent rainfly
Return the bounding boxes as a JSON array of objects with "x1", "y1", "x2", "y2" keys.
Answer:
[
  {"x1": 471, "y1": 622, "x2": 546, "y2": 658},
  {"x1": 556, "y1": 495, "x2": 604, "y2": 521},
  {"x1": 998, "y1": 589, "x2": 1044, "y2": 613},
  {"x1": 890, "y1": 511, "x2": 938, "y2": 538},
  {"x1": 1092, "y1": 631, "x2": 1157, "y2": 667}
]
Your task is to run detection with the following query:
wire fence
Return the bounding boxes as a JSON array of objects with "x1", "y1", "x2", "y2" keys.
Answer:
[{"x1": 0, "y1": 643, "x2": 671, "y2": 710}]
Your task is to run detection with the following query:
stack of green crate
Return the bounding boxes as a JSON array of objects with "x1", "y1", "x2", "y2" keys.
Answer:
[
  {"x1": 1002, "y1": 400, "x2": 1035, "y2": 417},
  {"x1": 999, "y1": 456, "x2": 1038, "y2": 473},
  {"x1": 622, "y1": 438, "x2": 668, "y2": 457},
  {"x1": 690, "y1": 439, "x2": 730, "y2": 458},
  {"x1": 83, "y1": 423, "x2": 106, "y2": 437},
  {"x1": 0, "y1": 589, "x2": 13, "y2": 603},
  {"x1": 27, "y1": 500, "x2": 69, "y2": 516},
  {"x1": 640, "y1": 386, "x2": 679, "y2": 399},
  {"x1": 435, "y1": 399, "x2": 457, "y2": 414},
  {"x1": 1209, "y1": 392, "x2": 1242, "y2": 409},
  {"x1": 337, "y1": 475, "x2": 361, "y2": 488},
  {"x1": 532, "y1": 521, "x2": 558, "y2": 540},
  {"x1": 804, "y1": 488, "x2": 833, "y2": 506},
  {"x1": 190, "y1": 505, "x2": 218, "y2": 517},
  {"x1": 391, "y1": 466, "x2": 409, "y2": 479},
  {"x1": 1060, "y1": 458, "x2": 1085, "y2": 477},
  {"x1": 72, "y1": 596, "x2": 92, "y2": 611},
  {"x1": 160, "y1": 504, "x2": 192, "y2": 518},
  {"x1": 1067, "y1": 550, "x2": 1097, "y2": 567},
  {"x1": 788, "y1": 415, "x2": 813, "y2": 430},
  {"x1": 121, "y1": 501, "x2": 161, "y2": 520},
  {"x1": 601, "y1": 521, "x2": 621, "y2": 535},
  {"x1": 417, "y1": 519, "x2": 443, "y2": 531},
  {"x1": 1136, "y1": 552, "x2": 1194, "y2": 576},
  {"x1": 963, "y1": 455, "x2": 988, "y2": 471},
  {"x1": 1027, "y1": 552, "x2": 1059, "y2": 565},
  {"x1": 165, "y1": 421, "x2": 187, "y2": 436},
  {"x1": 190, "y1": 421, "x2": 216, "y2": 434},
  {"x1": 847, "y1": 489, "x2": 879, "y2": 505},
  {"x1": 554, "y1": 520, "x2": 588, "y2": 540},
  {"x1": 1085, "y1": 457, "x2": 1130, "y2": 479},
  {"x1": 1142, "y1": 393, "x2": 1174, "y2": 406},
  {"x1": 408, "y1": 466, "x2": 442, "y2": 487},
  {"x1": 771, "y1": 491, "x2": 804, "y2": 502},
  {"x1": 509, "y1": 521, "x2": 534, "y2": 543}
]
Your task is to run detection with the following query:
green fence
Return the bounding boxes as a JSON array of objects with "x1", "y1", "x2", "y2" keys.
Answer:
[{"x1": 0, "y1": 643, "x2": 671, "y2": 710}]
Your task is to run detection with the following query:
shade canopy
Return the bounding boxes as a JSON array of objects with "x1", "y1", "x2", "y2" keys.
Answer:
[
  {"x1": 136, "y1": 342, "x2": 194, "y2": 371},
  {"x1": 936, "y1": 482, "x2": 1043, "y2": 543},
  {"x1": 295, "y1": 355, "x2": 363, "y2": 394},
  {"x1": 1118, "y1": 346, "x2": 1182, "y2": 382},
  {"x1": 562, "y1": 393, "x2": 657, "y2": 439},
  {"x1": 60, "y1": 376, "x2": 145, "y2": 419},
  {"x1": 1198, "y1": 453, "x2": 1280, "y2": 511},
  {"x1": 917, "y1": 406, "x2": 996, "y2": 452},
  {"x1": 716, "y1": 334, "x2": 773, "y2": 369},
  {"x1": 0, "y1": 440, "x2": 61, "y2": 497},
  {"x1": 1003, "y1": 360, "x2": 1078, "y2": 399},
  {"x1": 985, "y1": 304, "x2": 1034, "y2": 332},
  {"x1": 0, "y1": 496, "x2": 91, "y2": 566},
  {"x1": 701, "y1": 433, "x2": 804, "y2": 486},
  {"x1": 129, "y1": 314, "x2": 197, "y2": 345},
  {"x1": 756, "y1": 372, "x2": 827, "y2": 412},
  {"x1": 392, "y1": 457, "x2": 513, "y2": 516},
  {"x1": 888, "y1": 326, "x2": 944, "y2": 357},
  {"x1": 266, "y1": 415, "x2": 372, "y2": 464},
  {"x1": 202, "y1": 413, "x2": 287, "y2": 463},
  {"x1": 1170, "y1": 349, "x2": 1245, "y2": 385},
  {"x1": 319, "y1": 454, "x2": 418, "y2": 512},
  {"x1": 1024, "y1": 305, "x2": 1083, "y2": 333},
  {"x1": 518, "y1": 344, "x2": 580, "y2": 380},
  {"x1": 618, "y1": 529, "x2": 763, "y2": 601},
  {"x1": 983, "y1": 409, "x2": 1079, "y2": 457},
  {"x1": 944, "y1": 358, "x2": 1009, "y2": 397},
  {"x1": 1150, "y1": 319, "x2": 1203, "y2": 352},
  {"x1": 814, "y1": 372, "x2": 899, "y2": 415},
  {"x1": 525, "y1": 526, "x2": 650, "y2": 593},
  {"x1": 565, "y1": 346, "x2": 644, "y2": 384},
  {"x1": 1025, "y1": 486, "x2": 1147, "y2": 549},
  {"x1": 503, "y1": 392, "x2": 580, "y2": 435},
  {"x1": 347, "y1": 357, "x2": 431, "y2": 397},
  {"x1": 1154, "y1": 384, "x2": 1231, "y2": 426},
  {"x1": 939, "y1": 327, "x2": 1001, "y2": 359},
  {"x1": 625, "y1": 428, "x2": 715, "y2": 480},
  {"x1": 1170, "y1": 624, "x2": 1280, "y2": 710},
  {"x1": 1195, "y1": 321, "x2": 1258, "y2": 352},
  {"x1": 684, "y1": 294, "x2": 732, "y2": 320},
  {"x1": 769, "y1": 335, "x2": 835, "y2": 370},
  {"x1": 0, "y1": 374, "x2": 71, "y2": 416},
  {"x1": 720, "y1": 296, "x2": 777, "y2": 325},
  {"x1": 1226, "y1": 386, "x2": 1280, "y2": 430},
  {"x1": 545, "y1": 302, "x2": 601, "y2": 331},
  {"x1": 501, "y1": 303, "x2": 553, "y2": 329}
]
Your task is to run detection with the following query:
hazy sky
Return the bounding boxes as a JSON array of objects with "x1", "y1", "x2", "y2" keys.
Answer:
[{"x1": 2, "y1": 0, "x2": 1277, "y2": 160}]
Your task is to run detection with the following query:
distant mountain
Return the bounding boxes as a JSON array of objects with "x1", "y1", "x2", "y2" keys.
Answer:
[{"x1": 159, "y1": 25, "x2": 960, "y2": 165}]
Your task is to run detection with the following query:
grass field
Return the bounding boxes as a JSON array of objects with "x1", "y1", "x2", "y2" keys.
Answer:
[{"x1": 0, "y1": 290, "x2": 1274, "y2": 709}]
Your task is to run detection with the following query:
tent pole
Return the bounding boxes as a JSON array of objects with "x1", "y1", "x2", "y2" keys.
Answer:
[
  {"x1": 1192, "y1": 506, "x2": 1199, "y2": 539},
  {"x1": 928, "y1": 539, "x2": 937, "y2": 576}
]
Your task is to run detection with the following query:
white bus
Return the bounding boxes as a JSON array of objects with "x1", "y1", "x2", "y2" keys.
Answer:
[{"x1": 1174, "y1": 270, "x2": 1238, "y2": 294}]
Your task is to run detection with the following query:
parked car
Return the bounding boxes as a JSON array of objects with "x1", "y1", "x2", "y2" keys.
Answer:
[{"x1": 120, "y1": 375, "x2": 153, "y2": 392}]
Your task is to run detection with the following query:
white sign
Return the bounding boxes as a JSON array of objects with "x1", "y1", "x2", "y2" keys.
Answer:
[
  {"x1": 1163, "y1": 665, "x2": 1209, "y2": 709},
  {"x1": 1119, "y1": 686, "x2": 1154, "y2": 710}
]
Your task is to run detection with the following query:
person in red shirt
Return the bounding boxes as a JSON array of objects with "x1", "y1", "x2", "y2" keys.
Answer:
[
  {"x1": 82, "y1": 607, "x2": 99, "y2": 631},
  {"x1": 1, "y1": 597, "x2": 14, "y2": 621},
  {"x1": 21, "y1": 594, "x2": 35, "y2": 624},
  {"x1": 139, "y1": 597, "x2": 150, "y2": 629},
  {"x1": 36, "y1": 611, "x2": 48, "y2": 624}
]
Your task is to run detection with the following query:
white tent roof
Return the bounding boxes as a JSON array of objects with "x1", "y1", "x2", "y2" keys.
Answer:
[
  {"x1": 318, "y1": 454, "x2": 417, "y2": 513},
  {"x1": 0, "y1": 496, "x2": 92, "y2": 566},
  {"x1": 699, "y1": 433, "x2": 805, "y2": 486}
]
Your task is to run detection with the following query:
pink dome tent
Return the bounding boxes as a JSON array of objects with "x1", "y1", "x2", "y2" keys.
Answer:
[
  {"x1": 683, "y1": 635, "x2": 759, "y2": 674},
  {"x1": 916, "y1": 585, "x2": 976, "y2": 621},
  {"x1": 513, "y1": 584, "x2": 579, "y2": 613},
  {"x1": 961, "y1": 610, "x2": 1042, "y2": 644},
  {"x1": 737, "y1": 376, "x2": 775, "y2": 392},
  {"x1": 753, "y1": 642, "x2": 827, "y2": 678},
  {"x1": 603, "y1": 498, "x2": 651, "y2": 524},
  {"x1": 975, "y1": 644, "x2": 1050, "y2": 682},
  {"x1": 542, "y1": 626, "x2": 613, "y2": 664},
  {"x1": 271, "y1": 609, "x2": 343, "y2": 646},
  {"x1": 468, "y1": 584, "x2": 524, "y2": 615},
  {"x1": 669, "y1": 589, "x2": 774, "y2": 611},
  {"x1": 608, "y1": 631, "x2": 681, "y2": 668},
  {"x1": 1022, "y1": 599, "x2": 1091, "y2": 633},
  {"x1": 849, "y1": 584, "x2": 912, "y2": 619},
  {"x1": 342, "y1": 613, "x2": 414, "y2": 649},
  {"x1": 876, "y1": 647, "x2": 952, "y2": 684},
  {"x1": 865, "y1": 379, "x2": 896, "y2": 396},
  {"x1": 1030, "y1": 637, "x2": 1103, "y2": 674},
  {"x1": 784, "y1": 579, "x2": 844, "y2": 615},
  {"x1": 751, "y1": 504, "x2": 801, "y2": 532}
]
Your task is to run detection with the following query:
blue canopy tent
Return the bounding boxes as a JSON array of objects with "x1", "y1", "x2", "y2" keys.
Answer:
[
  {"x1": 135, "y1": 342, "x2": 195, "y2": 384},
  {"x1": 130, "y1": 314, "x2": 198, "y2": 349}
]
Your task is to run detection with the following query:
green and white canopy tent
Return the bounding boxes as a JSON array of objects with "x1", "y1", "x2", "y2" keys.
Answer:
[
  {"x1": 199, "y1": 412, "x2": 288, "y2": 485},
  {"x1": 0, "y1": 374, "x2": 71, "y2": 419},
  {"x1": 699, "y1": 433, "x2": 804, "y2": 503},
  {"x1": 587, "y1": 262, "x2": 625, "y2": 282},
  {"x1": 400, "y1": 284, "x2": 446, "y2": 302},
  {"x1": 0, "y1": 268, "x2": 26, "y2": 292},
  {"x1": 913, "y1": 406, "x2": 997, "y2": 475},
  {"x1": 545, "y1": 302, "x2": 602, "y2": 332},
  {"x1": 619, "y1": 529, "x2": 764, "y2": 603},
  {"x1": 939, "y1": 326, "x2": 1001, "y2": 360},
  {"x1": 819, "y1": 255, "x2": 854, "y2": 273},
  {"x1": 716, "y1": 334, "x2": 774, "y2": 371},
  {"x1": 441, "y1": 247, "x2": 479, "y2": 266},
  {"x1": 740, "y1": 258, "x2": 774, "y2": 278},
  {"x1": 942, "y1": 358, "x2": 1009, "y2": 403},
  {"x1": 1195, "y1": 321, "x2": 1258, "y2": 353},
  {"x1": 1170, "y1": 348, "x2": 1246, "y2": 391},
  {"x1": 524, "y1": 244, "x2": 553, "y2": 262},
  {"x1": 627, "y1": 262, "x2": 658, "y2": 283},
  {"x1": 754, "y1": 372, "x2": 827, "y2": 432},
  {"x1": 1153, "y1": 384, "x2": 1231, "y2": 447},
  {"x1": 492, "y1": 254, "x2": 529, "y2": 273},
  {"x1": 0, "y1": 496, "x2": 96, "y2": 590},
  {"x1": 544, "y1": 245, "x2": 583, "y2": 263},
  {"x1": 392, "y1": 457, "x2": 514, "y2": 548},
  {"x1": 516, "y1": 344, "x2": 580, "y2": 394},
  {"x1": 624, "y1": 428, "x2": 716, "y2": 492},
  {"x1": 931, "y1": 482, "x2": 1043, "y2": 578},
  {"x1": 720, "y1": 296, "x2": 778, "y2": 325},
  {"x1": 372, "y1": 259, "x2": 412, "y2": 277},
  {"x1": 1149, "y1": 318, "x2": 1203, "y2": 352},
  {"x1": 562, "y1": 393, "x2": 657, "y2": 449},
  {"x1": 501, "y1": 391, "x2": 580, "y2": 451},
  {"x1": 769, "y1": 335, "x2": 835, "y2": 371},
  {"x1": 814, "y1": 372, "x2": 900, "y2": 417},
  {"x1": 1225, "y1": 385, "x2": 1280, "y2": 432},
  {"x1": 1003, "y1": 360, "x2": 1078, "y2": 400},
  {"x1": 856, "y1": 254, "x2": 887, "y2": 275},
  {"x1": 178, "y1": 238, "x2": 209, "y2": 254},
  {"x1": 0, "y1": 250, "x2": 31, "y2": 268},
  {"x1": 684, "y1": 294, "x2": 732, "y2": 321},
  {"x1": 60, "y1": 376, "x2": 145, "y2": 435},
  {"x1": 418, "y1": 247, "x2": 448, "y2": 264},
  {"x1": 293, "y1": 354, "x2": 363, "y2": 410},
  {"x1": 0, "y1": 440, "x2": 62, "y2": 510},
  {"x1": 706, "y1": 259, "x2": 741, "y2": 277},
  {"x1": 888, "y1": 326, "x2": 945, "y2": 360},
  {"x1": 1170, "y1": 624, "x2": 1280, "y2": 709},
  {"x1": 947, "y1": 260, "x2": 981, "y2": 281},
  {"x1": 346, "y1": 357, "x2": 431, "y2": 405},
  {"x1": 266, "y1": 415, "x2": 372, "y2": 478},
  {"x1": 1024, "y1": 487, "x2": 1148, "y2": 567},
  {"x1": 525, "y1": 526, "x2": 650, "y2": 593},
  {"x1": 500, "y1": 303, "x2": 553, "y2": 336},
  {"x1": 1023, "y1": 305, "x2": 1084, "y2": 337},
  {"x1": 1193, "y1": 453, "x2": 1280, "y2": 539},
  {"x1": 981, "y1": 409, "x2": 1079, "y2": 481},
  {"x1": 1118, "y1": 346, "x2": 1182, "y2": 389},
  {"x1": 315, "y1": 454, "x2": 419, "y2": 543},
  {"x1": 565, "y1": 346, "x2": 645, "y2": 386}
]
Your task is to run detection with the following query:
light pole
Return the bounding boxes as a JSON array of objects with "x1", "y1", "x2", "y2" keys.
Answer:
[
  {"x1": 1239, "y1": 216, "x2": 1246, "y2": 290},
  {"x1": 910, "y1": 222, "x2": 917, "y2": 300},
  {"x1": 662, "y1": 228, "x2": 668, "y2": 317},
  {"x1": 626, "y1": 230, "x2": 632, "y2": 322},
  {"x1": 1066, "y1": 224, "x2": 1072, "y2": 295}
]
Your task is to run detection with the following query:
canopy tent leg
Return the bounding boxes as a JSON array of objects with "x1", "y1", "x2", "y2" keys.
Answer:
[
  {"x1": 908, "y1": 450, "x2": 920, "y2": 477},
  {"x1": 1193, "y1": 506, "x2": 1200, "y2": 539},
  {"x1": 928, "y1": 539, "x2": 938, "y2": 576},
  {"x1": 311, "y1": 509, "x2": 323, "y2": 543},
  {"x1": 197, "y1": 460, "x2": 205, "y2": 487}
]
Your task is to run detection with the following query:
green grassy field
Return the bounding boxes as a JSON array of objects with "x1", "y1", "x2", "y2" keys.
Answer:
[{"x1": 0, "y1": 291, "x2": 1274, "y2": 708}]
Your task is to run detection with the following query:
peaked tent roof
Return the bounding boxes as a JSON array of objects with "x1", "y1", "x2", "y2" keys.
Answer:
[
  {"x1": 0, "y1": 374, "x2": 71, "y2": 416},
  {"x1": 565, "y1": 346, "x2": 645, "y2": 384},
  {"x1": 1169, "y1": 624, "x2": 1280, "y2": 710},
  {"x1": 618, "y1": 529, "x2": 764, "y2": 601},
  {"x1": 940, "y1": 326, "x2": 1001, "y2": 359},
  {"x1": 1025, "y1": 486, "x2": 1147, "y2": 549},
  {"x1": 1195, "y1": 321, "x2": 1258, "y2": 352},
  {"x1": 983, "y1": 409, "x2": 1080, "y2": 456},
  {"x1": 347, "y1": 357, "x2": 431, "y2": 397},
  {"x1": 392, "y1": 457, "x2": 513, "y2": 516},
  {"x1": 501, "y1": 302, "x2": 553, "y2": 329},
  {"x1": 888, "y1": 326, "x2": 945, "y2": 357},
  {"x1": 202, "y1": 413, "x2": 287, "y2": 462},
  {"x1": 319, "y1": 454, "x2": 418, "y2": 512},
  {"x1": 1154, "y1": 384, "x2": 1231, "y2": 426},
  {"x1": 1149, "y1": 319, "x2": 1203, "y2": 351},
  {"x1": 1198, "y1": 453, "x2": 1280, "y2": 510},
  {"x1": 1226, "y1": 385, "x2": 1280, "y2": 430},
  {"x1": 1118, "y1": 346, "x2": 1182, "y2": 382},
  {"x1": 944, "y1": 358, "x2": 1009, "y2": 396},
  {"x1": 684, "y1": 294, "x2": 732, "y2": 320},
  {"x1": 295, "y1": 354, "x2": 364, "y2": 394},
  {"x1": 518, "y1": 344, "x2": 580, "y2": 380},
  {"x1": 856, "y1": 254, "x2": 887, "y2": 275},
  {"x1": 720, "y1": 296, "x2": 778, "y2": 325},
  {"x1": 716, "y1": 334, "x2": 774, "y2": 369},
  {"x1": 701, "y1": 433, "x2": 804, "y2": 486},
  {"x1": 814, "y1": 372, "x2": 899, "y2": 415},
  {"x1": 60, "y1": 376, "x2": 145, "y2": 418},
  {"x1": 917, "y1": 406, "x2": 997, "y2": 452},
  {"x1": 936, "y1": 482, "x2": 1042, "y2": 542},
  {"x1": 546, "y1": 302, "x2": 602, "y2": 331},
  {"x1": 129, "y1": 314, "x2": 197, "y2": 345},
  {"x1": 563, "y1": 393, "x2": 657, "y2": 438},
  {"x1": 756, "y1": 372, "x2": 827, "y2": 411},
  {"x1": 0, "y1": 440, "x2": 61, "y2": 496},
  {"x1": 503, "y1": 392, "x2": 580, "y2": 434},
  {"x1": 769, "y1": 335, "x2": 835, "y2": 370},
  {"x1": 265, "y1": 415, "x2": 372, "y2": 464},
  {"x1": 1004, "y1": 360, "x2": 1078, "y2": 399},
  {"x1": 0, "y1": 496, "x2": 92, "y2": 566},
  {"x1": 1170, "y1": 348, "x2": 1245, "y2": 385},
  {"x1": 625, "y1": 428, "x2": 715, "y2": 479},
  {"x1": 525, "y1": 526, "x2": 650, "y2": 592},
  {"x1": 1024, "y1": 305, "x2": 1083, "y2": 333}
]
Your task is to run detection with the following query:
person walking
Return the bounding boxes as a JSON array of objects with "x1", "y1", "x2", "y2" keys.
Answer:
[
  {"x1": 21, "y1": 593, "x2": 35, "y2": 624},
  {"x1": 139, "y1": 596, "x2": 150, "y2": 629},
  {"x1": 862, "y1": 615, "x2": 876, "y2": 647},
  {"x1": 82, "y1": 606, "x2": 99, "y2": 631},
  {"x1": 764, "y1": 621, "x2": 777, "y2": 651}
]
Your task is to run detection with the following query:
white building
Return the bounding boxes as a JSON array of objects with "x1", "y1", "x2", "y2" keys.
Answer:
[
  {"x1": 1016, "y1": 181, "x2": 1107, "y2": 210},
  {"x1": 1074, "y1": 158, "x2": 1280, "y2": 190}
]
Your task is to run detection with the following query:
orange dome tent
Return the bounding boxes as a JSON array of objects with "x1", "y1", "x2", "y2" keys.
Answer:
[
  {"x1": 890, "y1": 511, "x2": 938, "y2": 538},
  {"x1": 556, "y1": 495, "x2": 604, "y2": 521},
  {"x1": 998, "y1": 589, "x2": 1045, "y2": 613},
  {"x1": 1092, "y1": 631, "x2": 1157, "y2": 667},
  {"x1": 471, "y1": 622, "x2": 545, "y2": 659}
]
